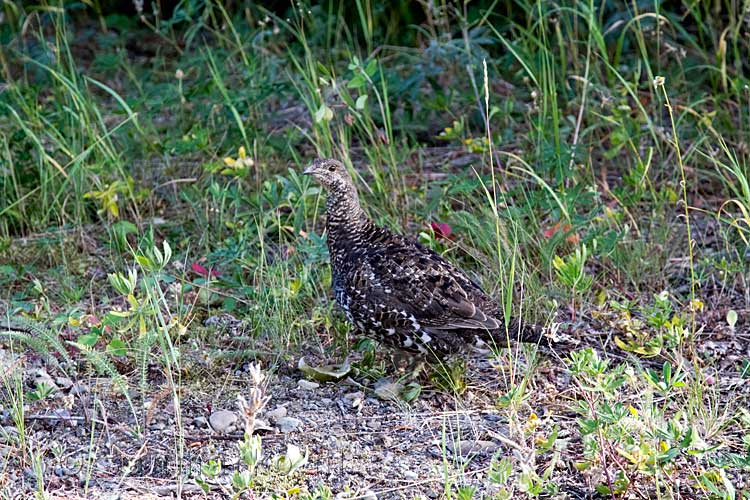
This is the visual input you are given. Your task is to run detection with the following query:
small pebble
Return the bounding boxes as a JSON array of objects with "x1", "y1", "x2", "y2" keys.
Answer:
[
  {"x1": 265, "y1": 406, "x2": 287, "y2": 423},
  {"x1": 69, "y1": 383, "x2": 89, "y2": 396},
  {"x1": 447, "y1": 439, "x2": 498, "y2": 456},
  {"x1": 403, "y1": 470, "x2": 418, "y2": 480},
  {"x1": 276, "y1": 416, "x2": 303, "y2": 433},
  {"x1": 1, "y1": 426, "x2": 19, "y2": 441},
  {"x1": 297, "y1": 380, "x2": 319, "y2": 391},
  {"x1": 208, "y1": 410, "x2": 238, "y2": 434},
  {"x1": 55, "y1": 377, "x2": 73, "y2": 390}
]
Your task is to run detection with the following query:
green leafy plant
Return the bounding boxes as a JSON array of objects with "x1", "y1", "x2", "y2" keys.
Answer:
[
  {"x1": 553, "y1": 244, "x2": 593, "y2": 320},
  {"x1": 26, "y1": 380, "x2": 56, "y2": 402},
  {"x1": 196, "y1": 459, "x2": 221, "y2": 493},
  {"x1": 643, "y1": 362, "x2": 687, "y2": 397},
  {"x1": 430, "y1": 359, "x2": 468, "y2": 395}
]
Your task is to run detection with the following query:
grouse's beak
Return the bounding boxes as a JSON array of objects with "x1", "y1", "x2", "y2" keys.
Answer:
[{"x1": 303, "y1": 165, "x2": 315, "y2": 176}]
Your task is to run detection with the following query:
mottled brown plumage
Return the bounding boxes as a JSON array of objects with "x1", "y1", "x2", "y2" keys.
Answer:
[{"x1": 304, "y1": 158, "x2": 544, "y2": 358}]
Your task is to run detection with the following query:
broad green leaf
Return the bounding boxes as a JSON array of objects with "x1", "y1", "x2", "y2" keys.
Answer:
[
  {"x1": 355, "y1": 94, "x2": 368, "y2": 110},
  {"x1": 107, "y1": 337, "x2": 127, "y2": 357},
  {"x1": 314, "y1": 104, "x2": 333, "y2": 123},
  {"x1": 78, "y1": 333, "x2": 99, "y2": 346},
  {"x1": 727, "y1": 310, "x2": 738, "y2": 328}
]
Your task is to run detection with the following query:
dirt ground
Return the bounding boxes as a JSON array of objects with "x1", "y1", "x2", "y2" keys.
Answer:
[{"x1": 3, "y1": 305, "x2": 749, "y2": 499}]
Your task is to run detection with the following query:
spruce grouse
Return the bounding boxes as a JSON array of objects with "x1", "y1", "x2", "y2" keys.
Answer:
[{"x1": 304, "y1": 158, "x2": 545, "y2": 359}]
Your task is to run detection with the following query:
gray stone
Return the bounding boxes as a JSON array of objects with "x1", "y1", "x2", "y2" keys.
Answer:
[
  {"x1": 403, "y1": 470, "x2": 418, "y2": 480},
  {"x1": 276, "y1": 416, "x2": 303, "y2": 433},
  {"x1": 69, "y1": 383, "x2": 89, "y2": 396},
  {"x1": 208, "y1": 410, "x2": 238, "y2": 433},
  {"x1": 55, "y1": 376, "x2": 73, "y2": 390},
  {"x1": 265, "y1": 406, "x2": 287, "y2": 423},
  {"x1": 297, "y1": 379, "x2": 319, "y2": 391},
  {"x1": 446, "y1": 439, "x2": 499, "y2": 456}
]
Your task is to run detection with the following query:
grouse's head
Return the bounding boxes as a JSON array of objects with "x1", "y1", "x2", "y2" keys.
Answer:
[{"x1": 303, "y1": 158, "x2": 357, "y2": 199}]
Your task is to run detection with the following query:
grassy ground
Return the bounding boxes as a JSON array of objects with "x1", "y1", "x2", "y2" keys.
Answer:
[{"x1": 1, "y1": 1, "x2": 749, "y2": 498}]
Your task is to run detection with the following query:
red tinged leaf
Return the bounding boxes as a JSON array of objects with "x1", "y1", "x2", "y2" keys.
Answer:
[
  {"x1": 191, "y1": 262, "x2": 221, "y2": 278},
  {"x1": 431, "y1": 221, "x2": 454, "y2": 240},
  {"x1": 566, "y1": 233, "x2": 580, "y2": 244},
  {"x1": 191, "y1": 262, "x2": 209, "y2": 277},
  {"x1": 543, "y1": 222, "x2": 580, "y2": 244}
]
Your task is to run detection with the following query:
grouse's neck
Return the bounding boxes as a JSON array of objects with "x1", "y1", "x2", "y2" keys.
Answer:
[{"x1": 325, "y1": 187, "x2": 369, "y2": 250}]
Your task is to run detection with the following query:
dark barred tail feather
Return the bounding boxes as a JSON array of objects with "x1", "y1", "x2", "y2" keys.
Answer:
[{"x1": 484, "y1": 318, "x2": 548, "y2": 348}]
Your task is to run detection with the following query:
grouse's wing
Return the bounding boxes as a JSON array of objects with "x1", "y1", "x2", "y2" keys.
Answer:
[{"x1": 353, "y1": 235, "x2": 501, "y2": 331}]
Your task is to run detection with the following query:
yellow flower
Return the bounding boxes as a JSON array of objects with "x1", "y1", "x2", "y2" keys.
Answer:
[
  {"x1": 221, "y1": 147, "x2": 254, "y2": 175},
  {"x1": 224, "y1": 146, "x2": 253, "y2": 167},
  {"x1": 524, "y1": 412, "x2": 540, "y2": 433},
  {"x1": 628, "y1": 405, "x2": 639, "y2": 418}
]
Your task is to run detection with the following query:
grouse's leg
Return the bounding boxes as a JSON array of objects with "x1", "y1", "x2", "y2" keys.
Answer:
[{"x1": 390, "y1": 349, "x2": 429, "y2": 381}]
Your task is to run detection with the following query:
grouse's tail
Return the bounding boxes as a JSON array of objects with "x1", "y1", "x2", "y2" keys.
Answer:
[{"x1": 481, "y1": 318, "x2": 549, "y2": 348}]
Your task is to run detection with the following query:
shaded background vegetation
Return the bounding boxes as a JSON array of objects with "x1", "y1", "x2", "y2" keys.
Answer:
[{"x1": 1, "y1": 1, "x2": 749, "y2": 497}]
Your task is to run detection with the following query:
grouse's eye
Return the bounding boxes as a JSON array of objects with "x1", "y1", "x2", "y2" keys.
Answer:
[{"x1": 328, "y1": 165, "x2": 337, "y2": 172}]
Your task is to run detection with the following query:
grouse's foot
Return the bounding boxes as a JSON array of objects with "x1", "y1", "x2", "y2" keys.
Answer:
[{"x1": 389, "y1": 350, "x2": 428, "y2": 381}]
